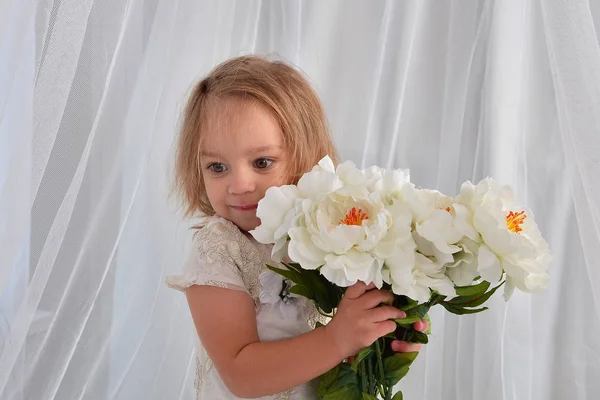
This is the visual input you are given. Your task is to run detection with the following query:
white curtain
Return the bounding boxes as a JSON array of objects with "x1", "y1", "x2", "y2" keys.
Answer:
[{"x1": 1, "y1": 0, "x2": 599, "y2": 399}]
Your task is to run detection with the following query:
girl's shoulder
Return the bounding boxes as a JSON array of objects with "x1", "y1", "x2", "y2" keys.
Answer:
[
  {"x1": 167, "y1": 215, "x2": 268, "y2": 307},
  {"x1": 193, "y1": 214, "x2": 240, "y2": 237},
  {"x1": 191, "y1": 215, "x2": 263, "y2": 262}
]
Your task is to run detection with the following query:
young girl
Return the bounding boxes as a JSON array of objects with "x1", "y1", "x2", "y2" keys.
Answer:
[{"x1": 166, "y1": 55, "x2": 426, "y2": 399}]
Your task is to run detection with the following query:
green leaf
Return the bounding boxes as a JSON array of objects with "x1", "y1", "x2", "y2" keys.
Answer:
[
  {"x1": 394, "y1": 295, "x2": 419, "y2": 310},
  {"x1": 334, "y1": 363, "x2": 360, "y2": 390},
  {"x1": 394, "y1": 304, "x2": 430, "y2": 329},
  {"x1": 362, "y1": 394, "x2": 379, "y2": 400},
  {"x1": 318, "y1": 365, "x2": 340, "y2": 395},
  {"x1": 266, "y1": 265, "x2": 302, "y2": 284},
  {"x1": 447, "y1": 281, "x2": 504, "y2": 308},
  {"x1": 408, "y1": 304, "x2": 430, "y2": 319},
  {"x1": 288, "y1": 285, "x2": 312, "y2": 298},
  {"x1": 393, "y1": 315, "x2": 422, "y2": 327},
  {"x1": 391, "y1": 391, "x2": 404, "y2": 400},
  {"x1": 428, "y1": 293, "x2": 447, "y2": 306},
  {"x1": 351, "y1": 346, "x2": 374, "y2": 372},
  {"x1": 410, "y1": 331, "x2": 429, "y2": 344},
  {"x1": 283, "y1": 262, "x2": 303, "y2": 274},
  {"x1": 268, "y1": 263, "x2": 343, "y2": 314},
  {"x1": 440, "y1": 302, "x2": 489, "y2": 315},
  {"x1": 318, "y1": 363, "x2": 360, "y2": 398},
  {"x1": 304, "y1": 272, "x2": 336, "y2": 312},
  {"x1": 394, "y1": 325, "x2": 429, "y2": 344},
  {"x1": 286, "y1": 262, "x2": 344, "y2": 313},
  {"x1": 454, "y1": 280, "x2": 490, "y2": 297},
  {"x1": 322, "y1": 387, "x2": 362, "y2": 400},
  {"x1": 384, "y1": 331, "x2": 398, "y2": 340},
  {"x1": 383, "y1": 352, "x2": 419, "y2": 386}
]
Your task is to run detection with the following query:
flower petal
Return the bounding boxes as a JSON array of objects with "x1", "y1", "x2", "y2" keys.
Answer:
[
  {"x1": 251, "y1": 185, "x2": 299, "y2": 243},
  {"x1": 287, "y1": 227, "x2": 327, "y2": 270},
  {"x1": 317, "y1": 155, "x2": 336, "y2": 172},
  {"x1": 322, "y1": 250, "x2": 382, "y2": 287},
  {"x1": 296, "y1": 167, "x2": 343, "y2": 199},
  {"x1": 477, "y1": 245, "x2": 503, "y2": 283}
]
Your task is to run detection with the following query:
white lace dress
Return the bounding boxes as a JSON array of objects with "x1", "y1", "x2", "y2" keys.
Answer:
[{"x1": 165, "y1": 216, "x2": 325, "y2": 400}]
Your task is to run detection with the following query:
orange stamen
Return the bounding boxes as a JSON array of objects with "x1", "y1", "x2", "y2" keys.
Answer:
[
  {"x1": 340, "y1": 207, "x2": 369, "y2": 226},
  {"x1": 445, "y1": 207, "x2": 451, "y2": 213},
  {"x1": 506, "y1": 210, "x2": 527, "y2": 234}
]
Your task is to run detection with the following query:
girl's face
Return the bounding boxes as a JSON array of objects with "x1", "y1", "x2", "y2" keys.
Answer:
[{"x1": 200, "y1": 98, "x2": 290, "y2": 232}]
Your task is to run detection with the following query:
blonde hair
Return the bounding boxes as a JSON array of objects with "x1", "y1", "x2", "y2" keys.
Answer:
[{"x1": 173, "y1": 55, "x2": 339, "y2": 218}]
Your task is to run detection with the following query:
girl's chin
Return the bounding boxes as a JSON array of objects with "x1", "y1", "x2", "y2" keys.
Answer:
[{"x1": 231, "y1": 215, "x2": 260, "y2": 232}]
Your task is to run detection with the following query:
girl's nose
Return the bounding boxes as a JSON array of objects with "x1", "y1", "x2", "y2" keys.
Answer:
[{"x1": 228, "y1": 169, "x2": 256, "y2": 195}]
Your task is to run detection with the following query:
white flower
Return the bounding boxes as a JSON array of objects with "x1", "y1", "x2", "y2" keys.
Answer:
[
  {"x1": 445, "y1": 237, "x2": 480, "y2": 286},
  {"x1": 283, "y1": 157, "x2": 415, "y2": 288},
  {"x1": 452, "y1": 202, "x2": 480, "y2": 242},
  {"x1": 379, "y1": 194, "x2": 460, "y2": 302},
  {"x1": 375, "y1": 200, "x2": 414, "y2": 259},
  {"x1": 296, "y1": 156, "x2": 343, "y2": 199},
  {"x1": 287, "y1": 188, "x2": 393, "y2": 287},
  {"x1": 455, "y1": 178, "x2": 551, "y2": 299},
  {"x1": 321, "y1": 250, "x2": 383, "y2": 288},
  {"x1": 250, "y1": 185, "x2": 300, "y2": 261},
  {"x1": 364, "y1": 166, "x2": 410, "y2": 198},
  {"x1": 383, "y1": 251, "x2": 456, "y2": 303},
  {"x1": 335, "y1": 160, "x2": 368, "y2": 187},
  {"x1": 401, "y1": 186, "x2": 463, "y2": 265}
]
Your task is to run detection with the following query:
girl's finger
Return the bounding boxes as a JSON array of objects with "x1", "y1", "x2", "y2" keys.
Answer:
[
  {"x1": 344, "y1": 281, "x2": 369, "y2": 300},
  {"x1": 414, "y1": 319, "x2": 428, "y2": 332},
  {"x1": 360, "y1": 289, "x2": 394, "y2": 309},
  {"x1": 390, "y1": 340, "x2": 423, "y2": 353},
  {"x1": 368, "y1": 305, "x2": 406, "y2": 322}
]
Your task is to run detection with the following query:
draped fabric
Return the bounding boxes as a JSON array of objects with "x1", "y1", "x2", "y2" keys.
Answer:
[{"x1": 1, "y1": 1, "x2": 599, "y2": 399}]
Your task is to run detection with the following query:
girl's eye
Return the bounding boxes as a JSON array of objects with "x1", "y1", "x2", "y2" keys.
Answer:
[
  {"x1": 207, "y1": 163, "x2": 227, "y2": 173},
  {"x1": 254, "y1": 158, "x2": 274, "y2": 169}
]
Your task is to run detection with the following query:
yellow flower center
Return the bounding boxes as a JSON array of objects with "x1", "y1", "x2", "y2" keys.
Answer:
[
  {"x1": 340, "y1": 207, "x2": 369, "y2": 226},
  {"x1": 506, "y1": 210, "x2": 526, "y2": 234}
]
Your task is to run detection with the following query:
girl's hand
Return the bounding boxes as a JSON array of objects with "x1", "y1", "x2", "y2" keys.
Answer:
[
  {"x1": 324, "y1": 281, "x2": 406, "y2": 360},
  {"x1": 390, "y1": 319, "x2": 429, "y2": 353}
]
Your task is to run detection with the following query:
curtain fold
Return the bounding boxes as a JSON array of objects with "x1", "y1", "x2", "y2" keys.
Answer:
[{"x1": 1, "y1": 1, "x2": 598, "y2": 399}]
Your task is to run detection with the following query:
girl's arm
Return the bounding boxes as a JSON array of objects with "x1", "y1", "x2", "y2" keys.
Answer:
[{"x1": 185, "y1": 282, "x2": 403, "y2": 398}]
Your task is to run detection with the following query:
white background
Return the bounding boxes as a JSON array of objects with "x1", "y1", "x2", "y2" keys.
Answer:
[{"x1": 1, "y1": 1, "x2": 599, "y2": 399}]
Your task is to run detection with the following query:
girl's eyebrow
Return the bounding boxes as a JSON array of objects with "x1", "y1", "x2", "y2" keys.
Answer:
[
  {"x1": 199, "y1": 151, "x2": 220, "y2": 158},
  {"x1": 200, "y1": 145, "x2": 283, "y2": 158},
  {"x1": 246, "y1": 145, "x2": 283, "y2": 154}
]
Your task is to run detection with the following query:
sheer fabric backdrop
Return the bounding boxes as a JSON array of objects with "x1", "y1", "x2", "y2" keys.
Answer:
[{"x1": 1, "y1": 1, "x2": 599, "y2": 399}]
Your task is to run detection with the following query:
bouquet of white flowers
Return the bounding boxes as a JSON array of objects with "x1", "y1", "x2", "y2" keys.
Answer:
[{"x1": 250, "y1": 156, "x2": 550, "y2": 400}]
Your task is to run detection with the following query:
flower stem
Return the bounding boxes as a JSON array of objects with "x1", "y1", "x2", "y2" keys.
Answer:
[
  {"x1": 360, "y1": 360, "x2": 367, "y2": 393},
  {"x1": 375, "y1": 338, "x2": 389, "y2": 399},
  {"x1": 367, "y1": 354, "x2": 374, "y2": 395}
]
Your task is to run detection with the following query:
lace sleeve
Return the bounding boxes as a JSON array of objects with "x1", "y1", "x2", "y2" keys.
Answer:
[{"x1": 165, "y1": 218, "x2": 249, "y2": 295}]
